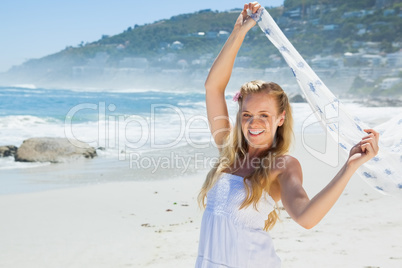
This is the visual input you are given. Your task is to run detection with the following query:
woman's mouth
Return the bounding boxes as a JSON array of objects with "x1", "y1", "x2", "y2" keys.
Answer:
[{"x1": 248, "y1": 129, "x2": 265, "y2": 136}]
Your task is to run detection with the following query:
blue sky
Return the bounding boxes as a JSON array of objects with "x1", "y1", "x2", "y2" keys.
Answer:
[{"x1": 0, "y1": 0, "x2": 284, "y2": 72}]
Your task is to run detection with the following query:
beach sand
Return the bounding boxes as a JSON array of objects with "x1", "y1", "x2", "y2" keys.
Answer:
[{"x1": 1, "y1": 134, "x2": 402, "y2": 268}]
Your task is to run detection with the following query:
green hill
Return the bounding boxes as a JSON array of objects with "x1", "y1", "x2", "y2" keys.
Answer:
[{"x1": 2, "y1": 0, "x2": 401, "y2": 90}]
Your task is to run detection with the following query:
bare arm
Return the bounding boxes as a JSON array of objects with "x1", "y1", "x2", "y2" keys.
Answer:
[
  {"x1": 205, "y1": 2, "x2": 260, "y2": 148},
  {"x1": 279, "y1": 129, "x2": 380, "y2": 229}
]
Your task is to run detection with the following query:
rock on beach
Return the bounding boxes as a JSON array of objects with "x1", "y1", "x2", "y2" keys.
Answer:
[
  {"x1": 0, "y1": 145, "x2": 18, "y2": 157},
  {"x1": 289, "y1": 93, "x2": 306, "y2": 103},
  {"x1": 15, "y1": 137, "x2": 97, "y2": 163}
]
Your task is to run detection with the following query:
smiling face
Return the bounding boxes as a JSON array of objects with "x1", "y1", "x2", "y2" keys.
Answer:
[{"x1": 240, "y1": 91, "x2": 285, "y2": 151}]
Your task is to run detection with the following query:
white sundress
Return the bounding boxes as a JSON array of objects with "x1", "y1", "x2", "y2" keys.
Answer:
[{"x1": 195, "y1": 173, "x2": 281, "y2": 268}]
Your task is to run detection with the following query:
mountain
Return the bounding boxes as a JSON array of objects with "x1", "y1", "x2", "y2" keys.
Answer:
[{"x1": 1, "y1": 0, "x2": 401, "y2": 94}]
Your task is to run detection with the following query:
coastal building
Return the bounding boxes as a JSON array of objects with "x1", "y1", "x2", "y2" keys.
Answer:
[
  {"x1": 171, "y1": 41, "x2": 184, "y2": 50},
  {"x1": 323, "y1": 24, "x2": 339, "y2": 31},
  {"x1": 342, "y1": 10, "x2": 369, "y2": 19},
  {"x1": 359, "y1": 67, "x2": 389, "y2": 80},
  {"x1": 386, "y1": 51, "x2": 402, "y2": 67},
  {"x1": 362, "y1": 42, "x2": 382, "y2": 54},
  {"x1": 311, "y1": 55, "x2": 343, "y2": 69},
  {"x1": 344, "y1": 52, "x2": 361, "y2": 66},
  {"x1": 361, "y1": 54, "x2": 384, "y2": 67},
  {"x1": 308, "y1": 18, "x2": 320, "y2": 25},
  {"x1": 188, "y1": 32, "x2": 206, "y2": 38},
  {"x1": 218, "y1": 31, "x2": 230, "y2": 39},
  {"x1": 380, "y1": 77, "x2": 402, "y2": 90},
  {"x1": 284, "y1": 8, "x2": 301, "y2": 19},
  {"x1": 337, "y1": 67, "x2": 360, "y2": 77}
]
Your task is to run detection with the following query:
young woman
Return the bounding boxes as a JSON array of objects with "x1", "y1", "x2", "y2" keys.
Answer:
[{"x1": 195, "y1": 2, "x2": 379, "y2": 267}]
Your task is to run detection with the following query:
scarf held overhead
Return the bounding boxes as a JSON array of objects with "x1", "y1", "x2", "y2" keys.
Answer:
[{"x1": 249, "y1": 7, "x2": 402, "y2": 197}]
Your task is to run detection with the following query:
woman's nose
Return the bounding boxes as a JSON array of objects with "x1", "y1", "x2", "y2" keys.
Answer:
[{"x1": 249, "y1": 116, "x2": 262, "y2": 126}]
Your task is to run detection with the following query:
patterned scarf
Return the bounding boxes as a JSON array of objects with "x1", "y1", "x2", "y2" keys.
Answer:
[{"x1": 250, "y1": 7, "x2": 402, "y2": 197}]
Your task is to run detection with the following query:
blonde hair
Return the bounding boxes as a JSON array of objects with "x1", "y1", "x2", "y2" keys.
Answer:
[{"x1": 198, "y1": 80, "x2": 294, "y2": 231}]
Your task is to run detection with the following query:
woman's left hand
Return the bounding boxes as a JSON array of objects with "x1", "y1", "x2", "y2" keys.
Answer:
[
  {"x1": 233, "y1": 2, "x2": 261, "y2": 31},
  {"x1": 347, "y1": 128, "x2": 379, "y2": 169}
]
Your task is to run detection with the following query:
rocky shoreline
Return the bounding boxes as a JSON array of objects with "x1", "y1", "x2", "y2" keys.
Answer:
[
  {"x1": 0, "y1": 137, "x2": 96, "y2": 163},
  {"x1": 0, "y1": 145, "x2": 18, "y2": 157},
  {"x1": 350, "y1": 96, "x2": 402, "y2": 107}
]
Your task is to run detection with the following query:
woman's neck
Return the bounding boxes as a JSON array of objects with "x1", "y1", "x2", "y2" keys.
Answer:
[{"x1": 247, "y1": 146, "x2": 269, "y2": 159}]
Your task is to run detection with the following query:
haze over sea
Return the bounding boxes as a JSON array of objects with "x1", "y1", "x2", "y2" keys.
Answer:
[{"x1": 1, "y1": 84, "x2": 401, "y2": 195}]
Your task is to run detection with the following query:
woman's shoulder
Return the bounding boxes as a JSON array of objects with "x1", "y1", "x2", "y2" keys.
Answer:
[
  {"x1": 273, "y1": 155, "x2": 302, "y2": 179},
  {"x1": 274, "y1": 154, "x2": 301, "y2": 170},
  {"x1": 274, "y1": 154, "x2": 303, "y2": 183}
]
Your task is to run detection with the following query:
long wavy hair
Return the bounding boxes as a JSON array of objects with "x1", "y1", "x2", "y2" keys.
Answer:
[{"x1": 198, "y1": 80, "x2": 294, "y2": 231}]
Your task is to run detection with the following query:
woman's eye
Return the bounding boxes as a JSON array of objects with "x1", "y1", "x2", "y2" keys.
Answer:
[
  {"x1": 243, "y1": 114, "x2": 251, "y2": 117},
  {"x1": 261, "y1": 114, "x2": 269, "y2": 118}
]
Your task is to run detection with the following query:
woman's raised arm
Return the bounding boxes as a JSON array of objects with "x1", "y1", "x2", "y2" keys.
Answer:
[
  {"x1": 205, "y1": 2, "x2": 260, "y2": 148},
  {"x1": 279, "y1": 129, "x2": 380, "y2": 229}
]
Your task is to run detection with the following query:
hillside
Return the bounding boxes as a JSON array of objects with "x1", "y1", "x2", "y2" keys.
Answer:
[{"x1": 1, "y1": 0, "x2": 401, "y2": 94}]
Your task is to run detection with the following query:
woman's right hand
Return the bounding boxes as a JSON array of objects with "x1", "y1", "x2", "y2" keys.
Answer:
[
  {"x1": 347, "y1": 129, "x2": 380, "y2": 169},
  {"x1": 234, "y1": 2, "x2": 261, "y2": 31}
]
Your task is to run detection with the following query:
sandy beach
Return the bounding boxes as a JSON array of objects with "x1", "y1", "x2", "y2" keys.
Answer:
[{"x1": 1, "y1": 134, "x2": 402, "y2": 268}]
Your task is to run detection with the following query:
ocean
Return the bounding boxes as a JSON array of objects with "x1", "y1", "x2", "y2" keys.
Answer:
[{"x1": 1, "y1": 85, "x2": 401, "y2": 194}]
